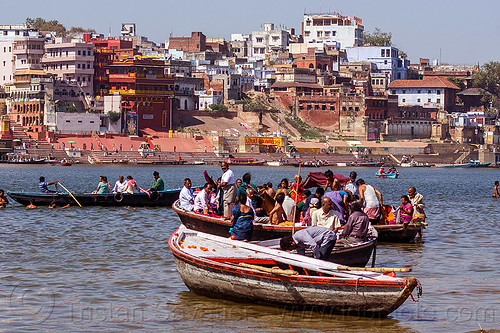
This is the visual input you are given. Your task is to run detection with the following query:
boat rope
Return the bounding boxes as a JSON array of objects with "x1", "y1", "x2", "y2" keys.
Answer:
[
  {"x1": 355, "y1": 277, "x2": 361, "y2": 295},
  {"x1": 409, "y1": 279, "x2": 423, "y2": 302}
]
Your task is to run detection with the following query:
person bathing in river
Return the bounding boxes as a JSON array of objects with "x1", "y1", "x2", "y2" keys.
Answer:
[
  {"x1": 0, "y1": 189, "x2": 8, "y2": 208},
  {"x1": 494, "y1": 181, "x2": 499, "y2": 198}
]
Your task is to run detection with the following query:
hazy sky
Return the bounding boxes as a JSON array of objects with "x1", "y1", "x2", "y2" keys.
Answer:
[{"x1": 2, "y1": 0, "x2": 499, "y2": 65}]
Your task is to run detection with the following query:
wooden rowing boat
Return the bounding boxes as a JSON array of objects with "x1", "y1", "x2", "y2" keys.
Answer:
[
  {"x1": 376, "y1": 172, "x2": 399, "y2": 179},
  {"x1": 173, "y1": 200, "x2": 424, "y2": 243},
  {"x1": 169, "y1": 225, "x2": 420, "y2": 317},
  {"x1": 7, "y1": 188, "x2": 183, "y2": 207}
]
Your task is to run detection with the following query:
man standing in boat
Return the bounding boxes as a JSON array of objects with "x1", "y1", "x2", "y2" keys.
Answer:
[
  {"x1": 280, "y1": 226, "x2": 337, "y2": 260},
  {"x1": 357, "y1": 179, "x2": 383, "y2": 225},
  {"x1": 220, "y1": 162, "x2": 236, "y2": 217}
]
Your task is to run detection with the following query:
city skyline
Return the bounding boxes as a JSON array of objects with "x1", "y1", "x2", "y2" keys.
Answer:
[{"x1": 1, "y1": 0, "x2": 499, "y2": 65}]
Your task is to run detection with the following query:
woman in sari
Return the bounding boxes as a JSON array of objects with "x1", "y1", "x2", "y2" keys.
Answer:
[
  {"x1": 399, "y1": 195, "x2": 414, "y2": 223},
  {"x1": 230, "y1": 192, "x2": 254, "y2": 241}
]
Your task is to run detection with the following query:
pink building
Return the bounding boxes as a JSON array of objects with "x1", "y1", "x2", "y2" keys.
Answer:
[{"x1": 42, "y1": 38, "x2": 94, "y2": 96}]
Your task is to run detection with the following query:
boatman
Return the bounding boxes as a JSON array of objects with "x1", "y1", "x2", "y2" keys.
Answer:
[
  {"x1": 280, "y1": 226, "x2": 337, "y2": 260},
  {"x1": 39, "y1": 176, "x2": 58, "y2": 193},
  {"x1": 336, "y1": 200, "x2": 369, "y2": 245},
  {"x1": 179, "y1": 178, "x2": 195, "y2": 211},
  {"x1": 220, "y1": 162, "x2": 236, "y2": 217},
  {"x1": 147, "y1": 171, "x2": 165, "y2": 192}
]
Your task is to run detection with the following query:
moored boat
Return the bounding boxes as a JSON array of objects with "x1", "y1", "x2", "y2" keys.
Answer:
[
  {"x1": 351, "y1": 161, "x2": 384, "y2": 167},
  {"x1": 169, "y1": 225, "x2": 420, "y2": 317},
  {"x1": 227, "y1": 158, "x2": 266, "y2": 166},
  {"x1": 172, "y1": 200, "x2": 424, "y2": 243},
  {"x1": 434, "y1": 163, "x2": 473, "y2": 168},
  {"x1": 8, "y1": 188, "x2": 183, "y2": 207}
]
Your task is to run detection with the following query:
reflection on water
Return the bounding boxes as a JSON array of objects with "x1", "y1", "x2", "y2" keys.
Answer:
[{"x1": 1, "y1": 165, "x2": 499, "y2": 332}]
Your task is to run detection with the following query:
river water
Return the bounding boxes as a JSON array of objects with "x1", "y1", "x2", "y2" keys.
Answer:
[{"x1": 0, "y1": 164, "x2": 498, "y2": 332}]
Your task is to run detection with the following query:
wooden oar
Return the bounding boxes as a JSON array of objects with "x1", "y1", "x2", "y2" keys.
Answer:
[
  {"x1": 56, "y1": 181, "x2": 82, "y2": 207},
  {"x1": 336, "y1": 266, "x2": 412, "y2": 273},
  {"x1": 292, "y1": 162, "x2": 302, "y2": 235}
]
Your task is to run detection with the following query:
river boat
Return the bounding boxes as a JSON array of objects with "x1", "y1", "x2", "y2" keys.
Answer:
[
  {"x1": 136, "y1": 160, "x2": 186, "y2": 165},
  {"x1": 8, "y1": 188, "x2": 183, "y2": 207},
  {"x1": 351, "y1": 161, "x2": 384, "y2": 167},
  {"x1": 266, "y1": 161, "x2": 284, "y2": 167},
  {"x1": 0, "y1": 158, "x2": 46, "y2": 164},
  {"x1": 173, "y1": 200, "x2": 423, "y2": 243},
  {"x1": 469, "y1": 161, "x2": 492, "y2": 168},
  {"x1": 376, "y1": 172, "x2": 399, "y2": 179},
  {"x1": 61, "y1": 160, "x2": 72, "y2": 166},
  {"x1": 227, "y1": 158, "x2": 266, "y2": 166},
  {"x1": 434, "y1": 163, "x2": 473, "y2": 168},
  {"x1": 169, "y1": 225, "x2": 420, "y2": 317}
]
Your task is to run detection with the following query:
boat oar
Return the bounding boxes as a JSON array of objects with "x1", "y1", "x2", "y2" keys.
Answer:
[
  {"x1": 336, "y1": 266, "x2": 412, "y2": 273},
  {"x1": 292, "y1": 162, "x2": 303, "y2": 235},
  {"x1": 56, "y1": 181, "x2": 82, "y2": 207},
  {"x1": 235, "y1": 262, "x2": 298, "y2": 275}
]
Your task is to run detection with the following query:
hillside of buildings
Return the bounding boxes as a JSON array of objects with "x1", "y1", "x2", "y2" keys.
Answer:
[{"x1": 0, "y1": 14, "x2": 499, "y2": 166}]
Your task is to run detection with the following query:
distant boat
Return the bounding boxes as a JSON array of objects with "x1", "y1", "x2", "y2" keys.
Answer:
[
  {"x1": 0, "y1": 158, "x2": 46, "y2": 164},
  {"x1": 227, "y1": 158, "x2": 265, "y2": 166},
  {"x1": 351, "y1": 161, "x2": 384, "y2": 167},
  {"x1": 61, "y1": 160, "x2": 72, "y2": 166},
  {"x1": 266, "y1": 161, "x2": 283, "y2": 167},
  {"x1": 376, "y1": 172, "x2": 399, "y2": 179},
  {"x1": 434, "y1": 163, "x2": 473, "y2": 168},
  {"x1": 469, "y1": 161, "x2": 492, "y2": 168}
]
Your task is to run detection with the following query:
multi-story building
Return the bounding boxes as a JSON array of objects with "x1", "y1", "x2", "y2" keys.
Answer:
[
  {"x1": 42, "y1": 38, "x2": 95, "y2": 96},
  {"x1": 302, "y1": 13, "x2": 363, "y2": 51},
  {"x1": 167, "y1": 32, "x2": 206, "y2": 52},
  {"x1": 106, "y1": 58, "x2": 174, "y2": 133},
  {"x1": 231, "y1": 34, "x2": 251, "y2": 58},
  {"x1": 388, "y1": 77, "x2": 460, "y2": 112},
  {"x1": 345, "y1": 46, "x2": 408, "y2": 81},
  {"x1": 251, "y1": 23, "x2": 289, "y2": 59}
]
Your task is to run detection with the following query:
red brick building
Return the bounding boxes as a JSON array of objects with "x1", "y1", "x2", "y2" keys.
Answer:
[
  {"x1": 107, "y1": 59, "x2": 174, "y2": 132},
  {"x1": 293, "y1": 48, "x2": 334, "y2": 71},
  {"x1": 168, "y1": 32, "x2": 206, "y2": 52}
]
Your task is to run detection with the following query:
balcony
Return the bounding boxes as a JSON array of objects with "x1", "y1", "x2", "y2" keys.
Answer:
[
  {"x1": 108, "y1": 89, "x2": 173, "y2": 96},
  {"x1": 42, "y1": 55, "x2": 94, "y2": 63},
  {"x1": 13, "y1": 48, "x2": 44, "y2": 55}
]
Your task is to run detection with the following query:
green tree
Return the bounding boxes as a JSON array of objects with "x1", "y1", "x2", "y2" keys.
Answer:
[
  {"x1": 472, "y1": 61, "x2": 500, "y2": 109},
  {"x1": 26, "y1": 17, "x2": 67, "y2": 36},
  {"x1": 447, "y1": 77, "x2": 465, "y2": 90},
  {"x1": 108, "y1": 111, "x2": 121, "y2": 124},
  {"x1": 363, "y1": 28, "x2": 392, "y2": 46}
]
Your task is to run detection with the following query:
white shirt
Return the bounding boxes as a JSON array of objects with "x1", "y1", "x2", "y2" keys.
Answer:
[
  {"x1": 312, "y1": 208, "x2": 342, "y2": 230},
  {"x1": 221, "y1": 169, "x2": 235, "y2": 185},
  {"x1": 344, "y1": 181, "x2": 359, "y2": 197},
  {"x1": 112, "y1": 180, "x2": 128, "y2": 193},
  {"x1": 194, "y1": 189, "x2": 210, "y2": 211},
  {"x1": 179, "y1": 186, "x2": 194, "y2": 211},
  {"x1": 282, "y1": 195, "x2": 296, "y2": 221}
]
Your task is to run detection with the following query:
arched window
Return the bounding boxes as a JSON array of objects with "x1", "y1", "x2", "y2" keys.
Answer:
[{"x1": 309, "y1": 64, "x2": 314, "y2": 69}]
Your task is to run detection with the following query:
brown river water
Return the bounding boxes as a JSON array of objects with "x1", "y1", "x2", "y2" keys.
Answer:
[{"x1": 0, "y1": 164, "x2": 498, "y2": 332}]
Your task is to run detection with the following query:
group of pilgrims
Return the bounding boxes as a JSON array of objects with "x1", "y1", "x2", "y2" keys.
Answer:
[{"x1": 179, "y1": 162, "x2": 426, "y2": 259}]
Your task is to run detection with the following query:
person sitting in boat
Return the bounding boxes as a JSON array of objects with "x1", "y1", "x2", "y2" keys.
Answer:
[
  {"x1": 296, "y1": 190, "x2": 311, "y2": 219},
  {"x1": 388, "y1": 166, "x2": 398, "y2": 174},
  {"x1": 0, "y1": 189, "x2": 9, "y2": 208},
  {"x1": 93, "y1": 176, "x2": 110, "y2": 194},
  {"x1": 337, "y1": 200, "x2": 370, "y2": 246},
  {"x1": 493, "y1": 181, "x2": 499, "y2": 198},
  {"x1": 344, "y1": 171, "x2": 359, "y2": 200},
  {"x1": 399, "y1": 195, "x2": 414, "y2": 224},
  {"x1": 236, "y1": 173, "x2": 257, "y2": 199},
  {"x1": 179, "y1": 178, "x2": 195, "y2": 211},
  {"x1": 323, "y1": 171, "x2": 345, "y2": 223},
  {"x1": 303, "y1": 187, "x2": 325, "y2": 218},
  {"x1": 124, "y1": 176, "x2": 141, "y2": 194},
  {"x1": 303, "y1": 197, "x2": 320, "y2": 226},
  {"x1": 378, "y1": 166, "x2": 385, "y2": 175},
  {"x1": 112, "y1": 176, "x2": 128, "y2": 193},
  {"x1": 269, "y1": 192, "x2": 287, "y2": 225},
  {"x1": 280, "y1": 226, "x2": 337, "y2": 260},
  {"x1": 235, "y1": 178, "x2": 242, "y2": 191},
  {"x1": 265, "y1": 182, "x2": 276, "y2": 198},
  {"x1": 230, "y1": 192, "x2": 254, "y2": 241},
  {"x1": 194, "y1": 183, "x2": 212, "y2": 213},
  {"x1": 311, "y1": 197, "x2": 342, "y2": 233},
  {"x1": 357, "y1": 179, "x2": 383, "y2": 225},
  {"x1": 408, "y1": 187, "x2": 425, "y2": 223},
  {"x1": 282, "y1": 191, "x2": 297, "y2": 223},
  {"x1": 39, "y1": 176, "x2": 58, "y2": 193},
  {"x1": 147, "y1": 171, "x2": 165, "y2": 192},
  {"x1": 246, "y1": 187, "x2": 269, "y2": 223},
  {"x1": 275, "y1": 178, "x2": 289, "y2": 197}
]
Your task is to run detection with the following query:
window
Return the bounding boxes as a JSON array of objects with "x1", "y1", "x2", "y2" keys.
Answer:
[
  {"x1": 381, "y1": 49, "x2": 385, "y2": 57},
  {"x1": 402, "y1": 98, "x2": 406, "y2": 102},
  {"x1": 332, "y1": 31, "x2": 336, "y2": 36},
  {"x1": 428, "y1": 99, "x2": 431, "y2": 102},
  {"x1": 317, "y1": 31, "x2": 322, "y2": 37},
  {"x1": 417, "y1": 99, "x2": 421, "y2": 102},
  {"x1": 77, "y1": 64, "x2": 81, "y2": 68},
  {"x1": 437, "y1": 98, "x2": 441, "y2": 104},
  {"x1": 417, "y1": 90, "x2": 421, "y2": 94},
  {"x1": 437, "y1": 90, "x2": 441, "y2": 95},
  {"x1": 322, "y1": 105, "x2": 326, "y2": 110},
  {"x1": 304, "y1": 31, "x2": 310, "y2": 37},
  {"x1": 391, "y1": 90, "x2": 396, "y2": 94},
  {"x1": 256, "y1": 37, "x2": 263, "y2": 43},
  {"x1": 402, "y1": 90, "x2": 406, "y2": 94},
  {"x1": 428, "y1": 90, "x2": 431, "y2": 94},
  {"x1": 78, "y1": 50, "x2": 81, "y2": 55},
  {"x1": 384, "y1": 60, "x2": 388, "y2": 65}
]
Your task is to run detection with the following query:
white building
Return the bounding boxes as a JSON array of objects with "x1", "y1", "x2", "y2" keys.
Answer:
[
  {"x1": 42, "y1": 38, "x2": 95, "y2": 96},
  {"x1": 345, "y1": 46, "x2": 407, "y2": 81},
  {"x1": 302, "y1": 13, "x2": 363, "y2": 51},
  {"x1": 251, "y1": 23, "x2": 290, "y2": 59},
  {"x1": 56, "y1": 112, "x2": 100, "y2": 133},
  {"x1": 195, "y1": 88, "x2": 223, "y2": 110}
]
